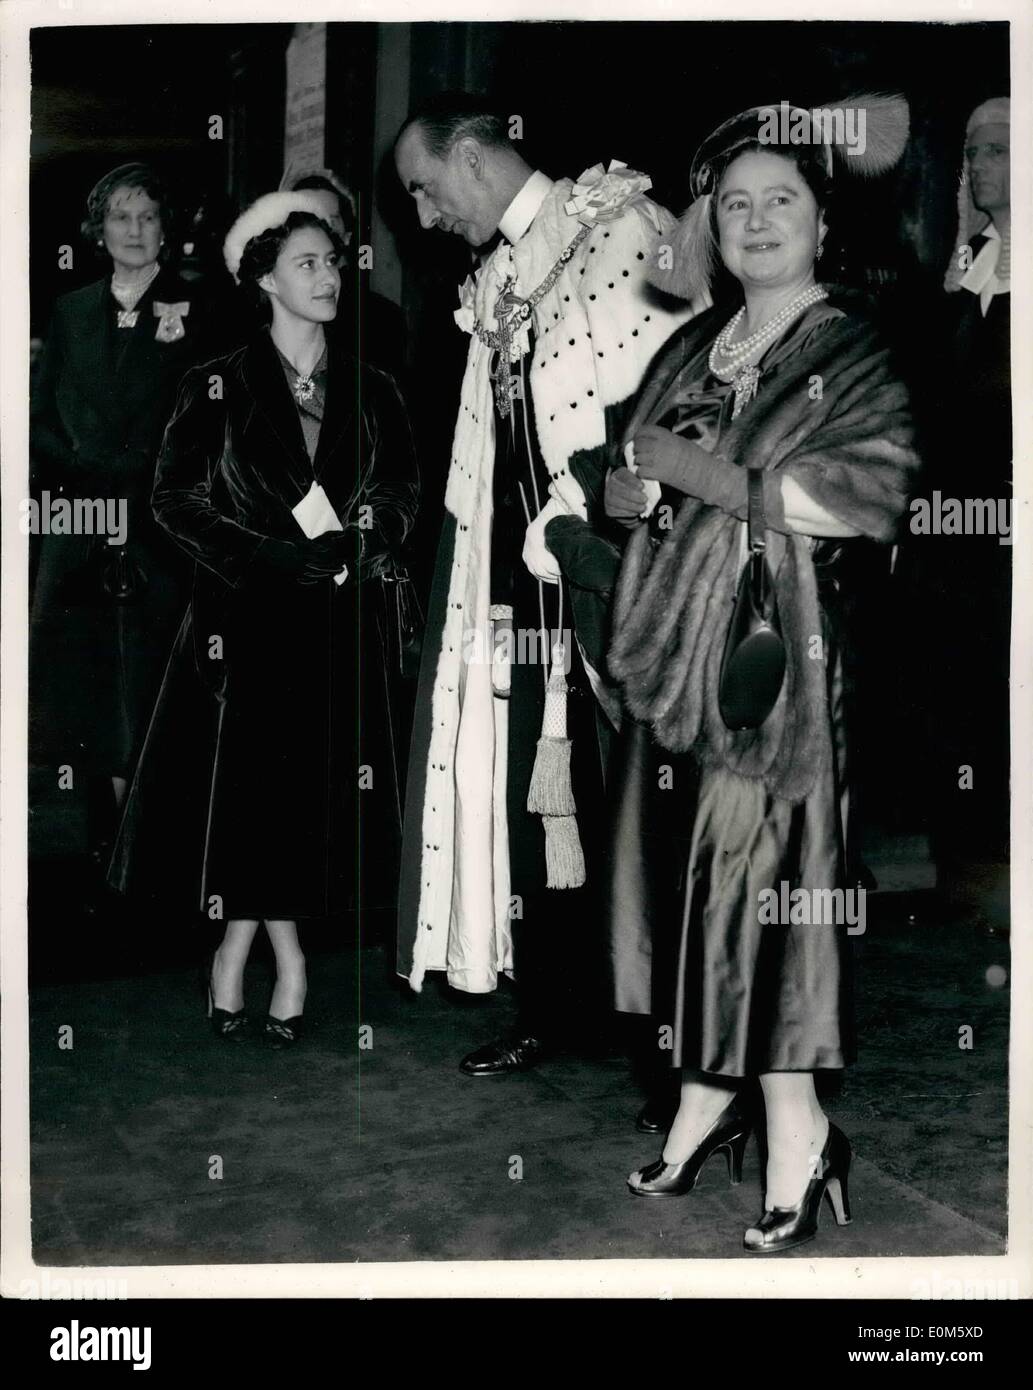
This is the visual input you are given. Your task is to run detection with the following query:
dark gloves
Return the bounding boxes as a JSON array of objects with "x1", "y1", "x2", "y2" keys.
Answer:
[
  {"x1": 604, "y1": 466, "x2": 649, "y2": 527},
  {"x1": 298, "y1": 530, "x2": 363, "y2": 584},
  {"x1": 254, "y1": 537, "x2": 307, "y2": 578},
  {"x1": 630, "y1": 426, "x2": 710, "y2": 492},
  {"x1": 543, "y1": 514, "x2": 621, "y2": 595},
  {"x1": 254, "y1": 530, "x2": 364, "y2": 585},
  {"x1": 631, "y1": 426, "x2": 787, "y2": 530}
]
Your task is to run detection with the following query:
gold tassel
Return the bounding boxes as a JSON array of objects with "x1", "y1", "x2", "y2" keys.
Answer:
[
  {"x1": 542, "y1": 814, "x2": 586, "y2": 890},
  {"x1": 527, "y1": 642, "x2": 584, "y2": 887},
  {"x1": 527, "y1": 654, "x2": 576, "y2": 815},
  {"x1": 527, "y1": 736, "x2": 575, "y2": 816}
]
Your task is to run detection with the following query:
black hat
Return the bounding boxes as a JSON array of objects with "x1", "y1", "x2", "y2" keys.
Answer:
[{"x1": 689, "y1": 94, "x2": 910, "y2": 198}]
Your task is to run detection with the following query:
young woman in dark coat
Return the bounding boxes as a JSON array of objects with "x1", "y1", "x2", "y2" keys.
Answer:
[{"x1": 108, "y1": 192, "x2": 419, "y2": 1043}]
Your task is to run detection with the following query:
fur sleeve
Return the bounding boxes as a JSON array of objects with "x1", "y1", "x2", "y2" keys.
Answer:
[
  {"x1": 723, "y1": 320, "x2": 921, "y2": 543},
  {"x1": 781, "y1": 339, "x2": 919, "y2": 542}
]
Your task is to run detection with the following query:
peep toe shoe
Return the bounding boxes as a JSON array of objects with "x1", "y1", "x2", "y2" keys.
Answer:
[
  {"x1": 628, "y1": 1102, "x2": 750, "y2": 1197},
  {"x1": 743, "y1": 1122, "x2": 852, "y2": 1253}
]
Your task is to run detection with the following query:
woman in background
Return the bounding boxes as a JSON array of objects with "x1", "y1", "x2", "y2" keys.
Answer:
[
  {"x1": 30, "y1": 162, "x2": 212, "y2": 868},
  {"x1": 288, "y1": 166, "x2": 406, "y2": 381}
]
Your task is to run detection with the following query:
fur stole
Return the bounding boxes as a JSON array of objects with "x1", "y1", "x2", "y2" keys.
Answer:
[{"x1": 608, "y1": 308, "x2": 920, "y2": 803}]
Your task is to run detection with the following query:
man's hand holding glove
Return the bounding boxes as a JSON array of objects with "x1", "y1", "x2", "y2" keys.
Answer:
[{"x1": 522, "y1": 494, "x2": 581, "y2": 584}]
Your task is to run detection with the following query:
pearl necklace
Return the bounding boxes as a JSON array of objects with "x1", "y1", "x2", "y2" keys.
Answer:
[
  {"x1": 709, "y1": 283, "x2": 828, "y2": 418},
  {"x1": 711, "y1": 283, "x2": 829, "y2": 374}
]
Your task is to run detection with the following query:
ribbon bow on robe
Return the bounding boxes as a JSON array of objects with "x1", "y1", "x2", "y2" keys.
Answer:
[
  {"x1": 563, "y1": 160, "x2": 662, "y2": 233},
  {"x1": 153, "y1": 301, "x2": 190, "y2": 343},
  {"x1": 454, "y1": 277, "x2": 478, "y2": 335}
]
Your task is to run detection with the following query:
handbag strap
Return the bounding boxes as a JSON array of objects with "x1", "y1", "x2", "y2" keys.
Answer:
[{"x1": 747, "y1": 469, "x2": 767, "y2": 555}]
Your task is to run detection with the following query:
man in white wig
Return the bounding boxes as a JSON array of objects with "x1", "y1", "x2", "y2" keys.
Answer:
[
  {"x1": 934, "y1": 95, "x2": 1011, "y2": 913},
  {"x1": 943, "y1": 96, "x2": 1010, "y2": 468},
  {"x1": 394, "y1": 93, "x2": 701, "y2": 1073}
]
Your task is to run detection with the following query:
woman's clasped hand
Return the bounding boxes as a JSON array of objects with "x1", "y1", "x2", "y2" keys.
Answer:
[
  {"x1": 298, "y1": 529, "x2": 363, "y2": 582},
  {"x1": 256, "y1": 529, "x2": 363, "y2": 583},
  {"x1": 604, "y1": 426, "x2": 743, "y2": 524},
  {"x1": 627, "y1": 425, "x2": 708, "y2": 491}
]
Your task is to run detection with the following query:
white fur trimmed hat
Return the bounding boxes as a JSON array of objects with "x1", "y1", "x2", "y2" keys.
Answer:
[{"x1": 222, "y1": 190, "x2": 328, "y2": 282}]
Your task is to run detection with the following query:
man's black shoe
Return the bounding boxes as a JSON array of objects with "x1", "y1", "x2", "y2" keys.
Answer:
[
  {"x1": 635, "y1": 1092, "x2": 678, "y2": 1134},
  {"x1": 459, "y1": 1034, "x2": 548, "y2": 1076}
]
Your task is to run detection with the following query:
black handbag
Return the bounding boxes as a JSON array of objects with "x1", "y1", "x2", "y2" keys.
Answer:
[
  {"x1": 718, "y1": 470, "x2": 786, "y2": 731},
  {"x1": 380, "y1": 560, "x2": 424, "y2": 681}
]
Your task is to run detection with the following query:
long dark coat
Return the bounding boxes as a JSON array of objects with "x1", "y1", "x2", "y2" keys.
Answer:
[
  {"x1": 927, "y1": 250, "x2": 1011, "y2": 859},
  {"x1": 30, "y1": 268, "x2": 214, "y2": 775},
  {"x1": 108, "y1": 331, "x2": 419, "y2": 920}
]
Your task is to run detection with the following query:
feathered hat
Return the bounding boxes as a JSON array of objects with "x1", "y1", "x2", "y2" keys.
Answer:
[
  {"x1": 650, "y1": 93, "x2": 910, "y2": 302},
  {"x1": 222, "y1": 190, "x2": 328, "y2": 282},
  {"x1": 944, "y1": 96, "x2": 1010, "y2": 293}
]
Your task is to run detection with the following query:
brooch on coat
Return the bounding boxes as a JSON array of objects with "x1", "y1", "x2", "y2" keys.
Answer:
[
  {"x1": 292, "y1": 375, "x2": 316, "y2": 404},
  {"x1": 153, "y1": 301, "x2": 190, "y2": 342}
]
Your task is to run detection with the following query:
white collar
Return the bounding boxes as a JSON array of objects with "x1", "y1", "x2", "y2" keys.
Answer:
[
  {"x1": 498, "y1": 170, "x2": 553, "y2": 245},
  {"x1": 960, "y1": 220, "x2": 1009, "y2": 316}
]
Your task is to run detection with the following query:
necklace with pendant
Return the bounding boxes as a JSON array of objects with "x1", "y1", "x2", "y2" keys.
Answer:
[
  {"x1": 474, "y1": 224, "x2": 591, "y2": 418},
  {"x1": 709, "y1": 283, "x2": 828, "y2": 418},
  {"x1": 287, "y1": 345, "x2": 325, "y2": 404}
]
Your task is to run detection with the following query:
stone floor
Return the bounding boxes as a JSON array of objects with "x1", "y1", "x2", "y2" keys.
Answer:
[{"x1": 27, "y1": 888, "x2": 1009, "y2": 1266}]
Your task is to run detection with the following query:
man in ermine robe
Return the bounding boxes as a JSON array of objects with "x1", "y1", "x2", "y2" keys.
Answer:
[{"x1": 394, "y1": 94, "x2": 703, "y2": 1074}]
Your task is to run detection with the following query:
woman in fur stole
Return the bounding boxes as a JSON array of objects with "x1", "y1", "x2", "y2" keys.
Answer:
[{"x1": 604, "y1": 99, "x2": 920, "y2": 1252}]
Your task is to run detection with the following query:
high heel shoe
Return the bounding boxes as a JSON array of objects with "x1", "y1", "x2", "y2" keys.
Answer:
[
  {"x1": 206, "y1": 956, "x2": 249, "y2": 1042},
  {"x1": 743, "y1": 1122, "x2": 852, "y2": 1253},
  {"x1": 628, "y1": 1101, "x2": 750, "y2": 1196},
  {"x1": 264, "y1": 966, "x2": 306, "y2": 1048},
  {"x1": 263, "y1": 1015, "x2": 304, "y2": 1048}
]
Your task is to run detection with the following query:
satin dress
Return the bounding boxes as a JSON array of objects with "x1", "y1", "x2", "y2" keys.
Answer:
[{"x1": 609, "y1": 314, "x2": 857, "y2": 1077}]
